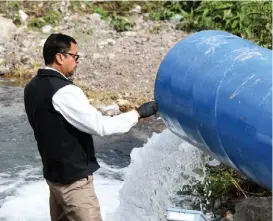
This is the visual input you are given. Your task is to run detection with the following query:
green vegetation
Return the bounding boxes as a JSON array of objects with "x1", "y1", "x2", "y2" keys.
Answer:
[
  {"x1": 179, "y1": 163, "x2": 271, "y2": 215},
  {"x1": 43, "y1": 10, "x2": 61, "y2": 26},
  {"x1": 0, "y1": 1, "x2": 62, "y2": 27},
  {"x1": 147, "y1": 1, "x2": 272, "y2": 48},
  {"x1": 110, "y1": 13, "x2": 134, "y2": 32},
  {"x1": 84, "y1": 1, "x2": 272, "y2": 47},
  {"x1": 176, "y1": 1, "x2": 272, "y2": 48},
  {"x1": 94, "y1": 7, "x2": 108, "y2": 20},
  {"x1": 27, "y1": 17, "x2": 45, "y2": 28},
  {"x1": 0, "y1": 1, "x2": 270, "y2": 47},
  {"x1": 68, "y1": 1, "x2": 94, "y2": 14},
  {"x1": 0, "y1": 1, "x2": 22, "y2": 25},
  {"x1": 27, "y1": 9, "x2": 61, "y2": 29}
]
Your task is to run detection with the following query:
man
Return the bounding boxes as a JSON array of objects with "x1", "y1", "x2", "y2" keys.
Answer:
[{"x1": 24, "y1": 33, "x2": 158, "y2": 221}]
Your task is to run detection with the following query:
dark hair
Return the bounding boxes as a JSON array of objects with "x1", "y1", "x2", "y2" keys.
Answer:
[{"x1": 43, "y1": 33, "x2": 77, "y2": 65}]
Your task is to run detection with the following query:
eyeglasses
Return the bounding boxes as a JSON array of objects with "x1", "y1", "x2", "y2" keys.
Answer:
[{"x1": 60, "y1": 52, "x2": 80, "y2": 61}]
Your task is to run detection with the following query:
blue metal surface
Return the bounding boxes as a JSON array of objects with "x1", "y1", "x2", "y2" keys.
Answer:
[{"x1": 155, "y1": 30, "x2": 272, "y2": 190}]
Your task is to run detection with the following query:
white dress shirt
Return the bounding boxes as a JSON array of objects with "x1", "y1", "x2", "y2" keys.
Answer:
[{"x1": 45, "y1": 67, "x2": 139, "y2": 136}]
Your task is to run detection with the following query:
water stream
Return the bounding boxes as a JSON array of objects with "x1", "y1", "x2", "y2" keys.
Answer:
[{"x1": 0, "y1": 79, "x2": 210, "y2": 221}]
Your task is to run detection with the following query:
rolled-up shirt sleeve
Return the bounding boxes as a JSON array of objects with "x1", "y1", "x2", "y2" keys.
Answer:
[{"x1": 52, "y1": 84, "x2": 139, "y2": 136}]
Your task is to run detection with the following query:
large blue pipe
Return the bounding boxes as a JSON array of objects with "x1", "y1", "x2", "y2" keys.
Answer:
[{"x1": 154, "y1": 30, "x2": 272, "y2": 190}]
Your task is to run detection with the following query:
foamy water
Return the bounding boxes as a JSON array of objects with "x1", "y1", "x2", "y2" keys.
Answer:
[
  {"x1": 0, "y1": 161, "x2": 125, "y2": 221},
  {"x1": 108, "y1": 129, "x2": 209, "y2": 221},
  {"x1": 0, "y1": 129, "x2": 209, "y2": 221}
]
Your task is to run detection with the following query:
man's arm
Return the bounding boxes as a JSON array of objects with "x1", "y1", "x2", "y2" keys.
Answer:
[{"x1": 52, "y1": 84, "x2": 144, "y2": 136}]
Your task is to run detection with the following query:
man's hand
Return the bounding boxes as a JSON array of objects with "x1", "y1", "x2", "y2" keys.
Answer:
[{"x1": 136, "y1": 101, "x2": 158, "y2": 119}]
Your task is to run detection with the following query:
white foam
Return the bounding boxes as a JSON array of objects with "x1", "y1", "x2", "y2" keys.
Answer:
[
  {"x1": 0, "y1": 163, "x2": 124, "y2": 221},
  {"x1": 0, "y1": 129, "x2": 209, "y2": 221},
  {"x1": 0, "y1": 180, "x2": 50, "y2": 221},
  {"x1": 94, "y1": 160, "x2": 126, "y2": 218},
  {"x1": 94, "y1": 172, "x2": 123, "y2": 219},
  {"x1": 108, "y1": 129, "x2": 208, "y2": 221},
  {"x1": 0, "y1": 166, "x2": 42, "y2": 194}
]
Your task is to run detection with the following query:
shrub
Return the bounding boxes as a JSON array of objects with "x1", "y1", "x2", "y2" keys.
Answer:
[
  {"x1": 111, "y1": 14, "x2": 134, "y2": 32},
  {"x1": 176, "y1": 1, "x2": 272, "y2": 48},
  {"x1": 44, "y1": 10, "x2": 61, "y2": 26},
  {"x1": 95, "y1": 7, "x2": 108, "y2": 20},
  {"x1": 27, "y1": 17, "x2": 45, "y2": 28}
]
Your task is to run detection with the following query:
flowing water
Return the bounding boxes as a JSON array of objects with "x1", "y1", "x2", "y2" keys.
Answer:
[
  {"x1": 0, "y1": 79, "x2": 210, "y2": 221},
  {"x1": 108, "y1": 129, "x2": 209, "y2": 221}
]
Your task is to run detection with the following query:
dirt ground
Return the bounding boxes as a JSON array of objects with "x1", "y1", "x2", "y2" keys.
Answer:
[{"x1": 2, "y1": 12, "x2": 187, "y2": 109}]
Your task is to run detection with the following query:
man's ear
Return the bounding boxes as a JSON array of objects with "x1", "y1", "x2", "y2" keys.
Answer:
[{"x1": 55, "y1": 53, "x2": 64, "y2": 65}]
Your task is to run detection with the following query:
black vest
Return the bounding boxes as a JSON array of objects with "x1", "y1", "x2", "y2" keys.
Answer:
[{"x1": 24, "y1": 69, "x2": 100, "y2": 184}]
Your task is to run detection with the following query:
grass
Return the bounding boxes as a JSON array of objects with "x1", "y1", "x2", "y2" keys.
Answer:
[
  {"x1": 186, "y1": 163, "x2": 272, "y2": 215},
  {"x1": 4, "y1": 62, "x2": 40, "y2": 80}
]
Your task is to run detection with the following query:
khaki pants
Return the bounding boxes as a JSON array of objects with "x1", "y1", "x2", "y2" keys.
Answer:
[{"x1": 46, "y1": 176, "x2": 102, "y2": 221}]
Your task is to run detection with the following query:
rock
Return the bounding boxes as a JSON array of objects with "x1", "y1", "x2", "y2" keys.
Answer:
[
  {"x1": 70, "y1": 13, "x2": 79, "y2": 20},
  {"x1": 130, "y1": 5, "x2": 141, "y2": 14},
  {"x1": 63, "y1": 16, "x2": 70, "y2": 21},
  {"x1": 124, "y1": 92, "x2": 131, "y2": 98},
  {"x1": 107, "y1": 39, "x2": 116, "y2": 46},
  {"x1": 135, "y1": 16, "x2": 144, "y2": 26},
  {"x1": 78, "y1": 52, "x2": 85, "y2": 58},
  {"x1": 0, "y1": 9, "x2": 186, "y2": 108},
  {"x1": 207, "y1": 159, "x2": 221, "y2": 167},
  {"x1": 234, "y1": 197, "x2": 272, "y2": 221},
  {"x1": 92, "y1": 53, "x2": 102, "y2": 60},
  {"x1": 97, "y1": 41, "x2": 108, "y2": 48},
  {"x1": 42, "y1": 25, "x2": 52, "y2": 34},
  {"x1": 214, "y1": 198, "x2": 221, "y2": 209},
  {"x1": 225, "y1": 210, "x2": 233, "y2": 220},
  {"x1": 0, "y1": 58, "x2": 5, "y2": 65},
  {"x1": 88, "y1": 13, "x2": 101, "y2": 21},
  {"x1": 161, "y1": 33, "x2": 174, "y2": 43},
  {"x1": 59, "y1": 0, "x2": 70, "y2": 14},
  {"x1": 28, "y1": 58, "x2": 36, "y2": 66},
  {"x1": 170, "y1": 14, "x2": 183, "y2": 23},
  {"x1": 0, "y1": 65, "x2": 10, "y2": 75},
  {"x1": 21, "y1": 55, "x2": 35, "y2": 66},
  {"x1": 205, "y1": 212, "x2": 214, "y2": 220},
  {"x1": 93, "y1": 70, "x2": 100, "y2": 75},
  {"x1": 221, "y1": 218, "x2": 232, "y2": 221},
  {"x1": 22, "y1": 40, "x2": 31, "y2": 48},
  {"x1": 117, "y1": 99, "x2": 130, "y2": 106},
  {"x1": 96, "y1": 104, "x2": 120, "y2": 116},
  {"x1": 0, "y1": 16, "x2": 17, "y2": 41},
  {"x1": 19, "y1": 47, "x2": 28, "y2": 53},
  {"x1": 16, "y1": 25, "x2": 28, "y2": 35},
  {"x1": 123, "y1": 31, "x2": 137, "y2": 37},
  {"x1": 92, "y1": 71, "x2": 100, "y2": 78},
  {"x1": 21, "y1": 55, "x2": 30, "y2": 64},
  {"x1": 108, "y1": 53, "x2": 115, "y2": 60},
  {"x1": 134, "y1": 38, "x2": 142, "y2": 44},
  {"x1": 53, "y1": 26, "x2": 59, "y2": 32},
  {"x1": 143, "y1": 13, "x2": 149, "y2": 19},
  {"x1": 18, "y1": 10, "x2": 29, "y2": 23},
  {"x1": 11, "y1": 54, "x2": 22, "y2": 65},
  {"x1": 39, "y1": 39, "x2": 47, "y2": 47},
  {"x1": 0, "y1": 46, "x2": 6, "y2": 53}
]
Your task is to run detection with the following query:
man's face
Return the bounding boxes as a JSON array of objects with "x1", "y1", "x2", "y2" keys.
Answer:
[{"x1": 62, "y1": 43, "x2": 79, "y2": 77}]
